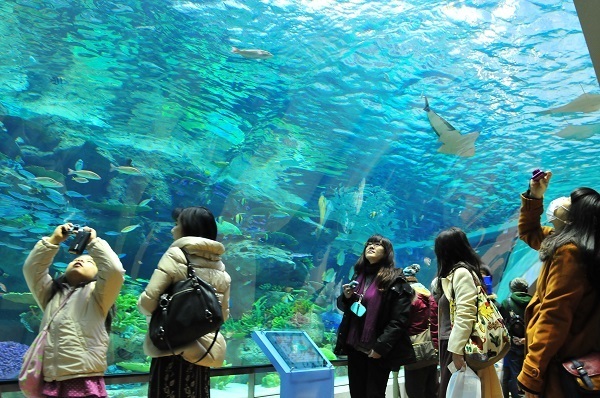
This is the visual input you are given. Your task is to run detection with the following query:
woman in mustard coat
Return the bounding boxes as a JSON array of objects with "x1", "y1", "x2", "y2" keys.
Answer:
[{"x1": 517, "y1": 171, "x2": 600, "y2": 397}]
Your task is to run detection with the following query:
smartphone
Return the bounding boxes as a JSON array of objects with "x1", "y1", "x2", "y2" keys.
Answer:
[{"x1": 532, "y1": 169, "x2": 546, "y2": 182}]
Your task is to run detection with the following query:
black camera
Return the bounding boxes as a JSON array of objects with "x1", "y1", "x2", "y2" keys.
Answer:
[{"x1": 68, "y1": 225, "x2": 91, "y2": 255}]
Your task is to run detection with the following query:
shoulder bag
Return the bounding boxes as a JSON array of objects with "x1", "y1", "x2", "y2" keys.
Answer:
[
  {"x1": 561, "y1": 353, "x2": 600, "y2": 396},
  {"x1": 19, "y1": 289, "x2": 76, "y2": 398},
  {"x1": 450, "y1": 266, "x2": 510, "y2": 370},
  {"x1": 405, "y1": 293, "x2": 438, "y2": 370},
  {"x1": 149, "y1": 249, "x2": 224, "y2": 363},
  {"x1": 404, "y1": 328, "x2": 438, "y2": 370}
]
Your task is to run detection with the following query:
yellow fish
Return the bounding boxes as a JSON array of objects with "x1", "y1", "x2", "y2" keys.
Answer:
[
  {"x1": 121, "y1": 224, "x2": 141, "y2": 233},
  {"x1": 314, "y1": 193, "x2": 334, "y2": 237},
  {"x1": 234, "y1": 213, "x2": 244, "y2": 224},
  {"x1": 369, "y1": 211, "x2": 377, "y2": 219},
  {"x1": 318, "y1": 194, "x2": 327, "y2": 226}
]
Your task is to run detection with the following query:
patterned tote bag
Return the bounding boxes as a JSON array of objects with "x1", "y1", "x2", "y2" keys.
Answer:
[{"x1": 449, "y1": 268, "x2": 510, "y2": 370}]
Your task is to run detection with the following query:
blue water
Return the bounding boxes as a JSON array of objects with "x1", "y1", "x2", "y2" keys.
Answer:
[{"x1": 0, "y1": 0, "x2": 599, "y2": 376}]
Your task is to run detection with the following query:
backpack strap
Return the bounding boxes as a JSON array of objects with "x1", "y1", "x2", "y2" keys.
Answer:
[{"x1": 507, "y1": 297, "x2": 518, "y2": 314}]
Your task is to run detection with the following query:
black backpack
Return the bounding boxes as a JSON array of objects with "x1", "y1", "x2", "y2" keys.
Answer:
[
  {"x1": 505, "y1": 297, "x2": 526, "y2": 338},
  {"x1": 149, "y1": 249, "x2": 224, "y2": 362}
]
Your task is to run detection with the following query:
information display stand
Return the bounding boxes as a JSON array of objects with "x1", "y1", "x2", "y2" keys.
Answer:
[{"x1": 252, "y1": 330, "x2": 335, "y2": 398}]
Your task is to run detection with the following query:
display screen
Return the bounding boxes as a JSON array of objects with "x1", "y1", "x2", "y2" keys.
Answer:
[{"x1": 264, "y1": 331, "x2": 329, "y2": 370}]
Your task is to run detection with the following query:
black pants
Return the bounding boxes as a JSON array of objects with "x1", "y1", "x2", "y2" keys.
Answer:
[
  {"x1": 438, "y1": 339, "x2": 452, "y2": 398},
  {"x1": 405, "y1": 364, "x2": 439, "y2": 398},
  {"x1": 347, "y1": 347, "x2": 393, "y2": 398}
]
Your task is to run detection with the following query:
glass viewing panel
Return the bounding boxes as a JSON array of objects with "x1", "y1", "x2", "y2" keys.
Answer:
[{"x1": 1, "y1": 1, "x2": 599, "y2": 394}]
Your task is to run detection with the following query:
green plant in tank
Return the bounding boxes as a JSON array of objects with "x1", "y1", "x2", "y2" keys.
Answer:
[
  {"x1": 292, "y1": 298, "x2": 313, "y2": 315},
  {"x1": 116, "y1": 360, "x2": 151, "y2": 373},
  {"x1": 270, "y1": 302, "x2": 293, "y2": 319},
  {"x1": 300, "y1": 256, "x2": 314, "y2": 269},
  {"x1": 261, "y1": 373, "x2": 280, "y2": 388},
  {"x1": 112, "y1": 293, "x2": 147, "y2": 334},
  {"x1": 271, "y1": 316, "x2": 289, "y2": 329},
  {"x1": 221, "y1": 296, "x2": 268, "y2": 337},
  {"x1": 211, "y1": 361, "x2": 234, "y2": 389},
  {"x1": 322, "y1": 331, "x2": 337, "y2": 348},
  {"x1": 319, "y1": 347, "x2": 337, "y2": 361}
]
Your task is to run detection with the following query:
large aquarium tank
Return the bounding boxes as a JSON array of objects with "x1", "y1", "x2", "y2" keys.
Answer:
[{"x1": 1, "y1": 0, "x2": 599, "y2": 394}]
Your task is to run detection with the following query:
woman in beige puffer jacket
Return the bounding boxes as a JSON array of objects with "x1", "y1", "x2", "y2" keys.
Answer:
[{"x1": 138, "y1": 206, "x2": 231, "y2": 398}]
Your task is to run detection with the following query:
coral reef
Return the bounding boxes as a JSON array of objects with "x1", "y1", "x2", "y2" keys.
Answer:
[{"x1": 0, "y1": 341, "x2": 29, "y2": 379}]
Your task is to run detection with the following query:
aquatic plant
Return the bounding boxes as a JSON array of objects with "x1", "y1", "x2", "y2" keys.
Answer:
[
  {"x1": 261, "y1": 373, "x2": 280, "y2": 388},
  {"x1": 210, "y1": 361, "x2": 234, "y2": 390},
  {"x1": 112, "y1": 293, "x2": 147, "y2": 334},
  {"x1": 221, "y1": 296, "x2": 269, "y2": 337},
  {"x1": 322, "y1": 331, "x2": 338, "y2": 349},
  {"x1": 19, "y1": 305, "x2": 42, "y2": 333},
  {"x1": 319, "y1": 347, "x2": 337, "y2": 361},
  {"x1": 270, "y1": 316, "x2": 289, "y2": 330},
  {"x1": 115, "y1": 361, "x2": 151, "y2": 373},
  {"x1": 269, "y1": 302, "x2": 293, "y2": 319},
  {"x1": 292, "y1": 298, "x2": 314, "y2": 315}
]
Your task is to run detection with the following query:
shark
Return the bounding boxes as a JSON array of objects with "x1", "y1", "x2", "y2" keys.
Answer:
[
  {"x1": 538, "y1": 93, "x2": 600, "y2": 115},
  {"x1": 423, "y1": 96, "x2": 480, "y2": 157}
]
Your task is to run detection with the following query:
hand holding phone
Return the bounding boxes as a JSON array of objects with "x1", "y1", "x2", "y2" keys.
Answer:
[
  {"x1": 528, "y1": 170, "x2": 552, "y2": 199},
  {"x1": 349, "y1": 280, "x2": 359, "y2": 289}
]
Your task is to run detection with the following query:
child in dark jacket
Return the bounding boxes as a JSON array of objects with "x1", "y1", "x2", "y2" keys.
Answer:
[{"x1": 499, "y1": 277, "x2": 531, "y2": 398}]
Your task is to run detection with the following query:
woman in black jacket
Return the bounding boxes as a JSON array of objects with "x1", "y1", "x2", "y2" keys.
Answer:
[{"x1": 335, "y1": 234, "x2": 416, "y2": 397}]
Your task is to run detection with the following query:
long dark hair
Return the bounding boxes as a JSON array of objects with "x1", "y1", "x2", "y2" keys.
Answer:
[
  {"x1": 540, "y1": 187, "x2": 600, "y2": 286},
  {"x1": 172, "y1": 206, "x2": 218, "y2": 240},
  {"x1": 435, "y1": 227, "x2": 484, "y2": 293},
  {"x1": 49, "y1": 274, "x2": 115, "y2": 333},
  {"x1": 352, "y1": 234, "x2": 401, "y2": 290}
]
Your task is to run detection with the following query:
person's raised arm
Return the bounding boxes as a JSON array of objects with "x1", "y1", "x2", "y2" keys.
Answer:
[
  {"x1": 87, "y1": 227, "x2": 126, "y2": 316},
  {"x1": 519, "y1": 171, "x2": 554, "y2": 250},
  {"x1": 23, "y1": 223, "x2": 72, "y2": 310}
]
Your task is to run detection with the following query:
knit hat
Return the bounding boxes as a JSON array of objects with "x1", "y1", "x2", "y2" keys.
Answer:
[
  {"x1": 403, "y1": 264, "x2": 421, "y2": 277},
  {"x1": 509, "y1": 277, "x2": 529, "y2": 293}
]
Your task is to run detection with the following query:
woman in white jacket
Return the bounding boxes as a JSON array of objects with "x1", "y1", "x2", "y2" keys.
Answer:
[
  {"x1": 138, "y1": 206, "x2": 231, "y2": 398},
  {"x1": 435, "y1": 227, "x2": 502, "y2": 398},
  {"x1": 22, "y1": 224, "x2": 125, "y2": 398}
]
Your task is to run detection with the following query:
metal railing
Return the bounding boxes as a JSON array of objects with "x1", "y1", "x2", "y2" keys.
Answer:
[{"x1": 0, "y1": 359, "x2": 350, "y2": 397}]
